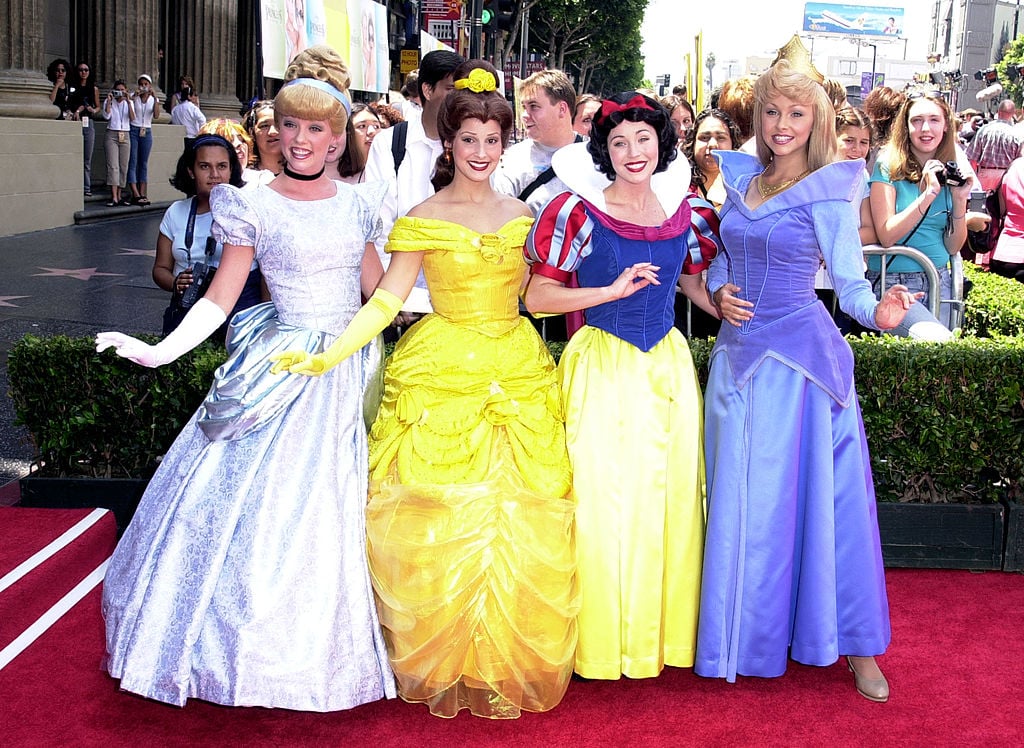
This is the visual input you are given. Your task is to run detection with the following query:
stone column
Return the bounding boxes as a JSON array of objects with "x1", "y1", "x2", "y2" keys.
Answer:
[
  {"x1": 0, "y1": 0, "x2": 61, "y2": 118},
  {"x1": 83, "y1": 0, "x2": 167, "y2": 116},
  {"x1": 166, "y1": 0, "x2": 241, "y2": 120}
]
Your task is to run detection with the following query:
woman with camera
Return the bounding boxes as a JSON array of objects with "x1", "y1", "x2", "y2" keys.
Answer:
[
  {"x1": 103, "y1": 79, "x2": 135, "y2": 206},
  {"x1": 868, "y1": 91, "x2": 971, "y2": 337},
  {"x1": 152, "y1": 135, "x2": 261, "y2": 342},
  {"x1": 127, "y1": 74, "x2": 161, "y2": 205},
  {"x1": 169, "y1": 77, "x2": 207, "y2": 142}
]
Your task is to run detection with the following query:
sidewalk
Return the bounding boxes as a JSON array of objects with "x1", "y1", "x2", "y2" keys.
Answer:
[{"x1": 0, "y1": 211, "x2": 168, "y2": 483}]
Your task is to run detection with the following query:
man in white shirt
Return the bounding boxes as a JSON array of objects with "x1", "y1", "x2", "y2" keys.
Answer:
[
  {"x1": 494, "y1": 70, "x2": 580, "y2": 340},
  {"x1": 494, "y1": 69, "x2": 580, "y2": 216},
  {"x1": 364, "y1": 49, "x2": 464, "y2": 313}
]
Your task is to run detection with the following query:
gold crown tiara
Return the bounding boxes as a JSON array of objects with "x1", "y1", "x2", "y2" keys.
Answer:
[{"x1": 771, "y1": 34, "x2": 825, "y2": 84}]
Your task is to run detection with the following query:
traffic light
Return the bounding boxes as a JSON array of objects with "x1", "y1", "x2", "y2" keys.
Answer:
[{"x1": 483, "y1": 0, "x2": 496, "y2": 30}]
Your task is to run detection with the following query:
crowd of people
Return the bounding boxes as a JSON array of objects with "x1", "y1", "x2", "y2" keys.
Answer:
[{"x1": 82, "y1": 32, "x2": 1024, "y2": 720}]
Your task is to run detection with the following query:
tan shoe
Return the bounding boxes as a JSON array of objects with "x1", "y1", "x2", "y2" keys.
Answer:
[{"x1": 847, "y1": 656, "x2": 889, "y2": 703}]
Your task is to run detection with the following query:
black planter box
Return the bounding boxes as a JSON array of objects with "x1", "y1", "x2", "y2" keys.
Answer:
[
  {"x1": 19, "y1": 476, "x2": 149, "y2": 535},
  {"x1": 876, "y1": 502, "x2": 1005, "y2": 570},
  {"x1": 1003, "y1": 502, "x2": 1024, "y2": 572}
]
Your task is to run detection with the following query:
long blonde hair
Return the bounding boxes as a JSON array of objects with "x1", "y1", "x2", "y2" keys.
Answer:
[
  {"x1": 275, "y1": 45, "x2": 351, "y2": 135},
  {"x1": 753, "y1": 59, "x2": 837, "y2": 171}
]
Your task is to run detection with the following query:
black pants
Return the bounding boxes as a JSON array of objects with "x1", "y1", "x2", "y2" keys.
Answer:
[{"x1": 990, "y1": 258, "x2": 1024, "y2": 283}]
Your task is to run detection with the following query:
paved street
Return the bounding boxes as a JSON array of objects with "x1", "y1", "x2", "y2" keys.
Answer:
[{"x1": 0, "y1": 212, "x2": 167, "y2": 482}]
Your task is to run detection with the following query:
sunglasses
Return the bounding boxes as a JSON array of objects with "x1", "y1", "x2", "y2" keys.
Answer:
[{"x1": 78, "y1": 67, "x2": 90, "y2": 72}]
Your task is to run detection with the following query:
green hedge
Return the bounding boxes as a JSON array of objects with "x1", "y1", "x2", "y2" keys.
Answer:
[
  {"x1": 850, "y1": 335, "x2": 1024, "y2": 503},
  {"x1": 8, "y1": 335, "x2": 226, "y2": 478},
  {"x1": 963, "y1": 264, "x2": 1024, "y2": 337},
  {"x1": 7, "y1": 332, "x2": 1023, "y2": 503}
]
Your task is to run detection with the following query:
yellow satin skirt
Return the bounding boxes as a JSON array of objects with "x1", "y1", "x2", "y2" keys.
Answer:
[
  {"x1": 366, "y1": 314, "x2": 578, "y2": 718},
  {"x1": 560, "y1": 326, "x2": 706, "y2": 679}
]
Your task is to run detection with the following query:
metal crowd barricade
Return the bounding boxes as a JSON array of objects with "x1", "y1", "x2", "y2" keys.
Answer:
[{"x1": 861, "y1": 244, "x2": 964, "y2": 331}]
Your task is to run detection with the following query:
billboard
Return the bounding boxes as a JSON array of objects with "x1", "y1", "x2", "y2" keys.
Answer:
[
  {"x1": 803, "y1": 3, "x2": 905, "y2": 38},
  {"x1": 260, "y1": 0, "x2": 390, "y2": 93}
]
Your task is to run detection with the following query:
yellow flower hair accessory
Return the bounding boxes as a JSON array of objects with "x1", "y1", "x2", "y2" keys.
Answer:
[{"x1": 454, "y1": 68, "x2": 497, "y2": 93}]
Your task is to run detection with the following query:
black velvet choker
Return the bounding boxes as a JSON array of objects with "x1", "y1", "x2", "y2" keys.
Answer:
[{"x1": 283, "y1": 164, "x2": 325, "y2": 181}]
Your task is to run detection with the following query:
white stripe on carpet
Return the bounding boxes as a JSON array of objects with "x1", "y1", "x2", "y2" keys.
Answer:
[
  {"x1": 0, "y1": 558, "x2": 109, "y2": 671},
  {"x1": 0, "y1": 508, "x2": 109, "y2": 594}
]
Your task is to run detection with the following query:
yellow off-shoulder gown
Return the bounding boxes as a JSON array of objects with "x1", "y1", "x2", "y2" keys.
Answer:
[{"x1": 366, "y1": 215, "x2": 579, "y2": 719}]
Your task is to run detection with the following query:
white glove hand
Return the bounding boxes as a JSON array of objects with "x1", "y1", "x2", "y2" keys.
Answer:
[
  {"x1": 95, "y1": 332, "x2": 167, "y2": 367},
  {"x1": 96, "y1": 297, "x2": 227, "y2": 367}
]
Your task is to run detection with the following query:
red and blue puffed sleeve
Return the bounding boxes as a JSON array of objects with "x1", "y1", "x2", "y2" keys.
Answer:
[
  {"x1": 683, "y1": 193, "x2": 723, "y2": 275},
  {"x1": 524, "y1": 192, "x2": 594, "y2": 284}
]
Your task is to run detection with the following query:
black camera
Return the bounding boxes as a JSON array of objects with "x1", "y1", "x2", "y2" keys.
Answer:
[
  {"x1": 179, "y1": 238, "x2": 217, "y2": 309},
  {"x1": 936, "y1": 160, "x2": 968, "y2": 187}
]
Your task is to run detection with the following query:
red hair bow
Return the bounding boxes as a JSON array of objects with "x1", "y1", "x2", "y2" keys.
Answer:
[{"x1": 598, "y1": 94, "x2": 655, "y2": 125}]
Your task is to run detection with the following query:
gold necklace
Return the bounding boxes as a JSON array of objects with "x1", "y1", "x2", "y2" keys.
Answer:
[{"x1": 757, "y1": 169, "x2": 810, "y2": 199}]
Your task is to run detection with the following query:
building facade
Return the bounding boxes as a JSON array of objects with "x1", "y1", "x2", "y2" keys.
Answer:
[{"x1": 0, "y1": 1, "x2": 411, "y2": 236}]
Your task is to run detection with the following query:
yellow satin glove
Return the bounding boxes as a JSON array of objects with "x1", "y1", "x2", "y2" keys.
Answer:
[{"x1": 270, "y1": 288, "x2": 404, "y2": 376}]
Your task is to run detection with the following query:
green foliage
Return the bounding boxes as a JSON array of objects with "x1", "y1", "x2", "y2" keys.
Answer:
[
  {"x1": 996, "y1": 35, "x2": 1024, "y2": 105},
  {"x1": 531, "y1": 0, "x2": 648, "y2": 93},
  {"x1": 962, "y1": 264, "x2": 1024, "y2": 337},
  {"x1": 8, "y1": 331, "x2": 1023, "y2": 503},
  {"x1": 851, "y1": 335, "x2": 1024, "y2": 503},
  {"x1": 8, "y1": 334, "x2": 226, "y2": 478}
]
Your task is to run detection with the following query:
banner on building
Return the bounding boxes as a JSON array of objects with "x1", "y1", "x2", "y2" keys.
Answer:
[
  {"x1": 260, "y1": 0, "x2": 389, "y2": 93},
  {"x1": 803, "y1": 3, "x2": 905, "y2": 38}
]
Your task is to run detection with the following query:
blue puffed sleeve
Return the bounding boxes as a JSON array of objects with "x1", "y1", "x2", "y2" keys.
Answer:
[
  {"x1": 210, "y1": 184, "x2": 260, "y2": 248},
  {"x1": 524, "y1": 192, "x2": 594, "y2": 283},
  {"x1": 813, "y1": 197, "x2": 879, "y2": 330}
]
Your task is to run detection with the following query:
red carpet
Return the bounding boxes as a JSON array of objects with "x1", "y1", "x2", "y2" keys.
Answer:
[{"x1": 2, "y1": 507, "x2": 1022, "y2": 746}]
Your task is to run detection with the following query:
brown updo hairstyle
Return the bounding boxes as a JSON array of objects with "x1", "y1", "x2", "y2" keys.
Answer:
[
  {"x1": 276, "y1": 45, "x2": 352, "y2": 135},
  {"x1": 431, "y1": 60, "x2": 513, "y2": 191}
]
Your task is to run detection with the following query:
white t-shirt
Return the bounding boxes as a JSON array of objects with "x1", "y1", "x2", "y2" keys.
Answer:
[{"x1": 159, "y1": 198, "x2": 220, "y2": 276}]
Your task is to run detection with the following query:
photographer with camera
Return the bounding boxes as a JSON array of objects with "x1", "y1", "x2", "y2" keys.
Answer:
[
  {"x1": 868, "y1": 92, "x2": 971, "y2": 338},
  {"x1": 127, "y1": 73, "x2": 161, "y2": 205},
  {"x1": 169, "y1": 75, "x2": 207, "y2": 144},
  {"x1": 153, "y1": 135, "x2": 261, "y2": 342},
  {"x1": 102, "y1": 79, "x2": 135, "y2": 206}
]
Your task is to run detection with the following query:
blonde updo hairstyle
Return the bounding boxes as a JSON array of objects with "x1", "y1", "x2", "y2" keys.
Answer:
[
  {"x1": 276, "y1": 45, "x2": 352, "y2": 134},
  {"x1": 753, "y1": 59, "x2": 837, "y2": 172}
]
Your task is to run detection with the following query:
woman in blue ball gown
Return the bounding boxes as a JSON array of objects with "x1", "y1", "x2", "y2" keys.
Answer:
[{"x1": 695, "y1": 51, "x2": 921, "y2": 704}]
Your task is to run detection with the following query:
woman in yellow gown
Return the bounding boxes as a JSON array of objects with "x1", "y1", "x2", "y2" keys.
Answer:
[{"x1": 272, "y1": 61, "x2": 578, "y2": 719}]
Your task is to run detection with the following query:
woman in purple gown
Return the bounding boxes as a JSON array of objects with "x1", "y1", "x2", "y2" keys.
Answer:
[{"x1": 695, "y1": 50, "x2": 920, "y2": 703}]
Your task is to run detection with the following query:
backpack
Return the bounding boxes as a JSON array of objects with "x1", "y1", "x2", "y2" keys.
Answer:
[{"x1": 390, "y1": 120, "x2": 408, "y2": 174}]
